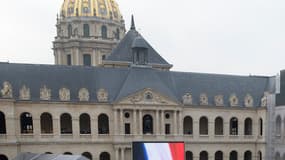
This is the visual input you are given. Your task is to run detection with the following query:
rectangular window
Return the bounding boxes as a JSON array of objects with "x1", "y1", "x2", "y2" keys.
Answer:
[
  {"x1": 165, "y1": 124, "x2": 171, "y2": 135},
  {"x1": 67, "y1": 55, "x2": 72, "y2": 65},
  {"x1": 83, "y1": 54, "x2": 91, "y2": 66},
  {"x1": 125, "y1": 123, "x2": 131, "y2": 134}
]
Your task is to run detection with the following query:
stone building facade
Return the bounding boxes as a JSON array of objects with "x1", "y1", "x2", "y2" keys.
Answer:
[{"x1": 0, "y1": 1, "x2": 283, "y2": 160}]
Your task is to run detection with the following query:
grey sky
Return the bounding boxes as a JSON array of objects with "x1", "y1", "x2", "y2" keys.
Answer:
[{"x1": 0, "y1": 0, "x2": 284, "y2": 76}]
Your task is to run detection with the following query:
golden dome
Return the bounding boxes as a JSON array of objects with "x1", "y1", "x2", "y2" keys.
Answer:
[{"x1": 61, "y1": 0, "x2": 123, "y2": 22}]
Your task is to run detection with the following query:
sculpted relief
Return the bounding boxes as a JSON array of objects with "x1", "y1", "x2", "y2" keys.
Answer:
[
  {"x1": 59, "y1": 88, "x2": 70, "y2": 101},
  {"x1": 182, "y1": 93, "x2": 193, "y2": 105},
  {"x1": 79, "y1": 88, "x2": 89, "y2": 101},
  {"x1": 244, "y1": 94, "x2": 254, "y2": 107},
  {"x1": 215, "y1": 95, "x2": 224, "y2": 106},
  {"x1": 40, "y1": 85, "x2": 51, "y2": 101},
  {"x1": 97, "y1": 88, "x2": 108, "y2": 102},
  {"x1": 1, "y1": 81, "x2": 13, "y2": 98},
  {"x1": 229, "y1": 94, "x2": 239, "y2": 107},
  {"x1": 19, "y1": 85, "x2": 30, "y2": 100}
]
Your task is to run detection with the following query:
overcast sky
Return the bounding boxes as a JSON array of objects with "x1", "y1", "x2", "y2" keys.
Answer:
[{"x1": 0, "y1": 0, "x2": 284, "y2": 76}]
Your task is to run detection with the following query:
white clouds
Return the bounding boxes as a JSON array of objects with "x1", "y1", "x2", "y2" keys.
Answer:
[{"x1": 0, "y1": 0, "x2": 284, "y2": 75}]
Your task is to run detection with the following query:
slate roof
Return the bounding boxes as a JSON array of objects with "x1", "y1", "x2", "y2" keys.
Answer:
[
  {"x1": 0, "y1": 63, "x2": 274, "y2": 107},
  {"x1": 277, "y1": 70, "x2": 285, "y2": 106},
  {"x1": 105, "y1": 28, "x2": 172, "y2": 68},
  {"x1": 13, "y1": 153, "x2": 88, "y2": 160}
]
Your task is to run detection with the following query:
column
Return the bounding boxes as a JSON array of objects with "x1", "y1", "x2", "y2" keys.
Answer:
[
  {"x1": 114, "y1": 109, "x2": 118, "y2": 135},
  {"x1": 156, "y1": 110, "x2": 160, "y2": 135},
  {"x1": 139, "y1": 110, "x2": 142, "y2": 135},
  {"x1": 33, "y1": 117, "x2": 40, "y2": 137},
  {"x1": 173, "y1": 111, "x2": 177, "y2": 135},
  {"x1": 178, "y1": 111, "x2": 183, "y2": 135},
  {"x1": 120, "y1": 147, "x2": 125, "y2": 160},
  {"x1": 133, "y1": 110, "x2": 137, "y2": 135},
  {"x1": 115, "y1": 148, "x2": 119, "y2": 160},
  {"x1": 161, "y1": 110, "x2": 165, "y2": 135},
  {"x1": 120, "y1": 109, "x2": 124, "y2": 135},
  {"x1": 92, "y1": 49, "x2": 96, "y2": 66},
  {"x1": 73, "y1": 117, "x2": 80, "y2": 138}
]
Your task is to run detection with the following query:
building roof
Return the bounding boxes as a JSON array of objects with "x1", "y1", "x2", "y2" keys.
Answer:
[
  {"x1": 104, "y1": 27, "x2": 172, "y2": 69},
  {"x1": 13, "y1": 153, "x2": 88, "y2": 160},
  {"x1": 0, "y1": 63, "x2": 273, "y2": 107}
]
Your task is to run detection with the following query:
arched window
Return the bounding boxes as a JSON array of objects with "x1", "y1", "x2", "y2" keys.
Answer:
[
  {"x1": 186, "y1": 151, "x2": 193, "y2": 160},
  {"x1": 20, "y1": 112, "x2": 33, "y2": 134},
  {"x1": 230, "y1": 117, "x2": 238, "y2": 135},
  {"x1": 0, "y1": 154, "x2": 8, "y2": 160},
  {"x1": 98, "y1": 114, "x2": 109, "y2": 134},
  {"x1": 275, "y1": 152, "x2": 281, "y2": 160},
  {"x1": 199, "y1": 117, "x2": 208, "y2": 135},
  {"x1": 83, "y1": 54, "x2": 91, "y2": 66},
  {"x1": 244, "y1": 151, "x2": 252, "y2": 160},
  {"x1": 83, "y1": 24, "x2": 90, "y2": 37},
  {"x1": 115, "y1": 28, "x2": 120, "y2": 40},
  {"x1": 68, "y1": 24, "x2": 72, "y2": 37},
  {"x1": 258, "y1": 151, "x2": 262, "y2": 160},
  {"x1": 276, "y1": 116, "x2": 281, "y2": 136},
  {"x1": 259, "y1": 118, "x2": 263, "y2": 136},
  {"x1": 0, "y1": 112, "x2": 6, "y2": 134},
  {"x1": 82, "y1": 152, "x2": 92, "y2": 160},
  {"x1": 45, "y1": 152, "x2": 52, "y2": 154},
  {"x1": 64, "y1": 152, "x2": 72, "y2": 155},
  {"x1": 40, "y1": 113, "x2": 53, "y2": 134},
  {"x1": 244, "y1": 118, "x2": 253, "y2": 135},
  {"x1": 99, "y1": 152, "x2": 110, "y2": 160},
  {"x1": 80, "y1": 113, "x2": 91, "y2": 134},
  {"x1": 183, "y1": 116, "x2": 193, "y2": 135},
  {"x1": 60, "y1": 113, "x2": 72, "y2": 134},
  {"x1": 200, "y1": 151, "x2": 208, "y2": 160},
  {"x1": 101, "y1": 26, "x2": 107, "y2": 39},
  {"x1": 282, "y1": 153, "x2": 285, "y2": 160},
  {"x1": 215, "y1": 151, "x2": 223, "y2": 160},
  {"x1": 143, "y1": 115, "x2": 153, "y2": 134},
  {"x1": 215, "y1": 117, "x2": 223, "y2": 135},
  {"x1": 230, "y1": 151, "x2": 238, "y2": 160}
]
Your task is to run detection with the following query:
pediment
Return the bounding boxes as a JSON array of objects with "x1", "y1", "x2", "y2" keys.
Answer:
[{"x1": 117, "y1": 88, "x2": 179, "y2": 105}]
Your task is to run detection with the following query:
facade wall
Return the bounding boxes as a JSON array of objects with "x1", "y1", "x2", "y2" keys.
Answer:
[{"x1": 0, "y1": 99, "x2": 267, "y2": 160}]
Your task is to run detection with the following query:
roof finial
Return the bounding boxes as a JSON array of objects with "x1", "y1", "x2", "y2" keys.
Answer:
[{"x1": 130, "y1": 15, "x2": 136, "y2": 30}]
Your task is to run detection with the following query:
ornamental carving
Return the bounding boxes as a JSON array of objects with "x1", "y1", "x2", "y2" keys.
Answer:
[
  {"x1": 40, "y1": 85, "x2": 51, "y2": 101},
  {"x1": 129, "y1": 94, "x2": 143, "y2": 103},
  {"x1": 229, "y1": 94, "x2": 239, "y2": 107},
  {"x1": 244, "y1": 94, "x2": 254, "y2": 107},
  {"x1": 183, "y1": 93, "x2": 192, "y2": 105},
  {"x1": 97, "y1": 88, "x2": 108, "y2": 102},
  {"x1": 261, "y1": 92, "x2": 268, "y2": 107},
  {"x1": 200, "y1": 93, "x2": 208, "y2": 105},
  {"x1": 59, "y1": 88, "x2": 70, "y2": 101},
  {"x1": 19, "y1": 85, "x2": 30, "y2": 100},
  {"x1": 78, "y1": 88, "x2": 89, "y2": 101},
  {"x1": 1, "y1": 81, "x2": 13, "y2": 98},
  {"x1": 215, "y1": 95, "x2": 224, "y2": 106}
]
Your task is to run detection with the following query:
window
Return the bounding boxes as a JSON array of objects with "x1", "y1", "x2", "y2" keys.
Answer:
[
  {"x1": 244, "y1": 151, "x2": 252, "y2": 160},
  {"x1": 276, "y1": 116, "x2": 281, "y2": 136},
  {"x1": 230, "y1": 151, "x2": 238, "y2": 160},
  {"x1": 102, "y1": 55, "x2": 106, "y2": 60},
  {"x1": 115, "y1": 28, "x2": 120, "y2": 40},
  {"x1": 143, "y1": 115, "x2": 153, "y2": 134},
  {"x1": 64, "y1": 152, "x2": 72, "y2": 155},
  {"x1": 215, "y1": 117, "x2": 223, "y2": 135},
  {"x1": 0, "y1": 155, "x2": 8, "y2": 160},
  {"x1": 83, "y1": 54, "x2": 91, "y2": 66},
  {"x1": 67, "y1": 55, "x2": 71, "y2": 65},
  {"x1": 165, "y1": 124, "x2": 171, "y2": 135},
  {"x1": 186, "y1": 151, "x2": 193, "y2": 160},
  {"x1": 230, "y1": 117, "x2": 238, "y2": 135},
  {"x1": 199, "y1": 117, "x2": 208, "y2": 135},
  {"x1": 45, "y1": 152, "x2": 52, "y2": 154},
  {"x1": 68, "y1": 24, "x2": 72, "y2": 37},
  {"x1": 259, "y1": 118, "x2": 263, "y2": 136},
  {"x1": 183, "y1": 116, "x2": 193, "y2": 135},
  {"x1": 125, "y1": 123, "x2": 130, "y2": 134},
  {"x1": 0, "y1": 112, "x2": 6, "y2": 134},
  {"x1": 83, "y1": 24, "x2": 90, "y2": 37},
  {"x1": 82, "y1": 152, "x2": 92, "y2": 160},
  {"x1": 99, "y1": 152, "x2": 110, "y2": 160},
  {"x1": 244, "y1": 118, "x2": 253, "y2": 135},
  {"x1": 60, "y1": 113, "x2": 72, "y2": 134},
  {"x1": 20, "y1": 112, "x2": 33, "y2": 134},
  {"x1": 80, "y1": 113, "x2": 91, "y2": 134},
  {"x1": 275, "y1": 152, "x2": 281, "y2": 160},
  {"x1": 258, "y1": 151, "x2": 262, "y2": 160},
  {"x1": 215, "y1": 151, "x2": 223, "y2": 160},
  {"x1": 98, "y1": 114, "x2": 109, "y2": 134},
  {"x1": 40, "y1": 113, "x2": 53, "y2": 134},
  {"x1": 200, "y1": 151, "x2": 208, "y2": 160},
  {"x1": 101, "y1": 26, "x2": 107, "y2": 39}
]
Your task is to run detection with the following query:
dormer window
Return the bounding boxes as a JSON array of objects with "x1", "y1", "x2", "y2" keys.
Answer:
[{"x1": 131, "y1": 36, "x2": 149, "y2": 65}]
